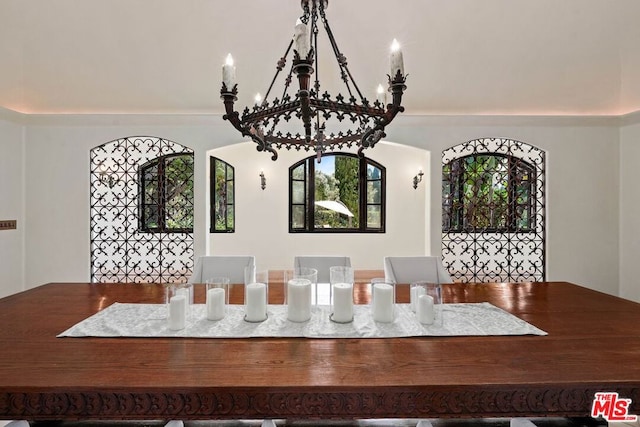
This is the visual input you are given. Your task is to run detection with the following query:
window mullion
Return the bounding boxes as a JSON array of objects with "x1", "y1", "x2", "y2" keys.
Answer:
[
  {"x1": 508, "y1": 157, "x2": 516, "y2": 232},
  {"x1": 307, "y1": 159, "x2": 315, "y2": 232},
  {"x1": 457, "y1": 159, "x2": 465, "y2": 232},
  {"x1": 158, "y1": 159, "x2": 167, "y2": 232},
  {"x1": 358, "y1": 159, "x2": 369, "y2": 231}
]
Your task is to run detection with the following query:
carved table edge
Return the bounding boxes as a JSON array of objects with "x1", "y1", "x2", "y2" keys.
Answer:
[{"x1": 1, "y1": 386, "x2": 638, "y2": 421}]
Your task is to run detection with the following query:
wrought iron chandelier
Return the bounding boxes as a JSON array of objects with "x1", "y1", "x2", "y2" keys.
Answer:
[{"x1": 220, "y1": 0, "x2": 407, "y2": 161}]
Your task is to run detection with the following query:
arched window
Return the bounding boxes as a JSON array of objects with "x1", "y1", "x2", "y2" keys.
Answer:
[
  {"x1": 140, "y1": 153, "x2": 194, "y2": 233},
  {"x1": 289, "y1": 153, "x2": 385, "y2": 233},
  {"x1": 210, "y1": 156, "x2": 235, "y2": 233},
  {"x1": 442, "y1": 138, "x2": 545, "y2": 283}
]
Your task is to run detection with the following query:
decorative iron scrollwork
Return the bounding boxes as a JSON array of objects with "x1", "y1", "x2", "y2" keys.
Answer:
[{"x1": 90, "y1": 136, "x2": 194, "y2": 283}]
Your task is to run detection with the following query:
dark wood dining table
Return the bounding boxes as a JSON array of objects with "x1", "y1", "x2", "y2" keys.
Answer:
[{"x1": 0, "y1": 280, "x2": 639, "y2": 423}]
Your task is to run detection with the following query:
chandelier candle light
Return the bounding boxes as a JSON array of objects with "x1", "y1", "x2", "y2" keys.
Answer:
[{"x1": 220, "y1": 0, "x2": 407, "y2": 161}]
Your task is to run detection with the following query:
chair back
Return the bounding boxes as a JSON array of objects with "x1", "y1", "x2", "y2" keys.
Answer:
[
  {"x1": 188, "y1": 256, "x2": 256, "y2": 284},
  {"x1": 294, "y1": 256, "x2": 351, "y2": 283},
  {"x1": 383, "y1": 256, "x2": 452, "y2": 284}
]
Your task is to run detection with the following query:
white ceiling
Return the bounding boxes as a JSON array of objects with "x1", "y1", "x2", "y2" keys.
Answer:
[{"x1": 2, "y1": 0, "x2": 640, "y2": 116}]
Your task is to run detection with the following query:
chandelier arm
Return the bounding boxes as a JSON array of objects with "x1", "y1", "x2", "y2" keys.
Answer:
[
  {"x1": 241, "y1": 100, "x2": 301, "y2": 123},
  {"x1": 359, "y1": 74, "x2": 407, "y2": 152},
  {"x1": 268, "y1": 132, "x2": 362, "y2": 149},
  {"x1": 221, "y1": 89, "x2": 278, "y2": 160},
  {"x1": 280, "y1": 64, "x2": 297, "y2": 102},
  {"x1": 266, "y1": 39, "x2": 294, "y2": 102},
  {"x1": 264, "y1": 115, "x2": 282, "y2": 138},
  {"x1": 318, "y1": 4, "x2": 366, "y2": 102},
  {"x1": 294, "y1": 61, "x2": 314, "y2": 143},
  {"x1": 300, "y1": 0, "x2": 311, "y2": 23},
  {"x1": 310, "y1": 99, "x2": 385, "y2": 117},
  {"x1": 311, "y1": 11, "x2": 321, "y2": 96}
]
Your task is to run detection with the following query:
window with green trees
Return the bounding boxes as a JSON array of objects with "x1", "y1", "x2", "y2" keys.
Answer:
[
  {"x1": 289, "y1": 153, "x2": 385, "y2": 233},
  {"x1": 210, "y1": 157, "x2": 235, "y2": 233},
  {"x1": 139, "y1": 153, "x2": 194, "y2": 233},
  {"x1": 442, "y1": 153, "x2": 535, "y2": 233}
]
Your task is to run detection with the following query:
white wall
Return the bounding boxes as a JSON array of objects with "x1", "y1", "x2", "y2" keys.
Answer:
[
  {"x1": 207, "y1": 142, "x2": 429, "y2": 270},
  {"x1": 0, "y1": 108, "x2": 25, "y2": 298},
  {"x1": 0, "y1": 112, "x2": 626, "y2": 300},
  {"x1": 619, "y1": 113, "x2": 640, "y2": 302}
]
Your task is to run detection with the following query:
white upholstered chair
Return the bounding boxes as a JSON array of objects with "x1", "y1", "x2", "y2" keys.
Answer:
[
  {"x1": 188, "y1": 255, "x2": 256, "y2": 285},
  {"x1": 294, "y1": 255, "x2": 351, "y2": 283},
  {"x1": 383, "y1": 256, "x2": 452, "y2": 284},
  {"x1": 510, "y1": 419, "x2": 537, "y2": 427}
]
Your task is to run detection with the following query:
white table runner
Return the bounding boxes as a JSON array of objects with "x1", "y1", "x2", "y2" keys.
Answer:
[{"x1": 58, "y1": 302, "x2": 547, "y2": 338}]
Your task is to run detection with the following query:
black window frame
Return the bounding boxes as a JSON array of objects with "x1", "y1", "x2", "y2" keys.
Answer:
[
  {"x1": 289, "y1": 152, "x2": 386, "y2": 233},
  {"x1": 209, "y1": 156, "x2": 235, "y2": 233},
  {"x1": 442, "y1": 153, "x2": 536, "y2": 233},
  {"x1": 139, "y1": 153, "x2": 194, "y2": 234}
]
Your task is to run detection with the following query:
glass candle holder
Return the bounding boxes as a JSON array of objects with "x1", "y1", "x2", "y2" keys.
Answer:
[
  {"x1": 370, "y1": 278, "x2": 395, "y2": 323},
  {"x1": 285, "y1": 268, "x2": 317, "y2": 322},
  {"x1": 411, "y1": 281, "x2": 443, "y2": 326},
  {"x1": 205, "y1": 277, "x2": 230, "y2": 321},
  {"x1": 244, "y1": 265, "x2": 257, "y2": 285},
  {"x1": 166, "y1": 283, "x2": 192, "y2": 330},
  {"x1": 329, "y1": 266, "x2": 354, "y2": 323},
  {"x1": 244, "y1": 270, "x2": 268, "y2": 322}
]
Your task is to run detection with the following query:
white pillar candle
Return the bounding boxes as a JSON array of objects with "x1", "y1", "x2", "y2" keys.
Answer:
[
  {"x1": 372, "y1": 283, "x2": 394, "y2": 323},
  {"x1": 390, "y1": 39, "x2": 404, "y2": 77},
  {"x1": 410, "y1": 286, "x2": 426, "y2": 312},
  {"x1": 293, "y1": 19, "x2": 310, "y2": 59},
  {"x1": 287, "y1": 278, "x2": 312, "y2": 322},
  {"x1": 376, "y1": 84, "x2": 386, "y2": 105},
  {"x1": 168, "y1": 295, "x2": 186, "y2": 330},
  {"x1": 245, "y1": 282, "x2": 267, "y2": 322},
  {"x1": 206, "y1": 287, "x2": 226, "y2": 321},
  {"x1": 222, "y1": 53, "x2": 236, "y2": 89},
  {"x1": 416, "y1": 294, "x2": 435, "y2": 324},
  {"x1": 332, "y1": 283, "x2": 353, "y2": 323}
]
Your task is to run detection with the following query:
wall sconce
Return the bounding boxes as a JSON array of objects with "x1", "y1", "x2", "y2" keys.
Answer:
[
  {"x1": 98, "y1": 162, "x2": 117, "y2": 189},
  {"x1": 260, "y1": 171, "x2": 266, "y2": 190},
  {"x1": 412, "y1": 170, "x2": 424, "y2": 189}
]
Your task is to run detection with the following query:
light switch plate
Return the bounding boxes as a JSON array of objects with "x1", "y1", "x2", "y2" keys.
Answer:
[{"x1": 0, "y1": 220, "x2": 17, "y2": 230}]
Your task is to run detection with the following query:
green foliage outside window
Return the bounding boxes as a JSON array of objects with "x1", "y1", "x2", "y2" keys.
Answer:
[
  {"x1": 140, "y1": 154, "x2": 194, "y2": 233},
  {"x1": 210, "y1": 157, "x2": 235, "y2": 233},
  {"x1": 443, "y1": 154, "x2": 534, "y2": 233}
]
